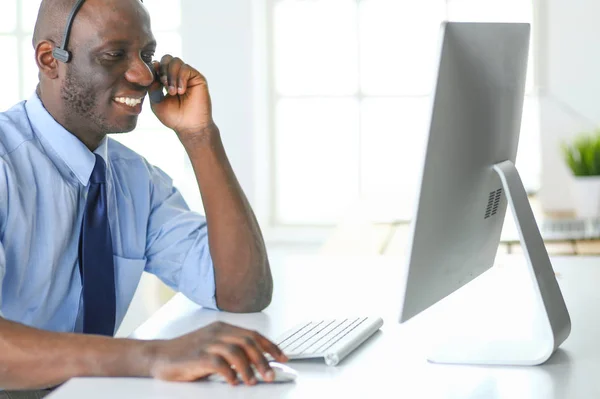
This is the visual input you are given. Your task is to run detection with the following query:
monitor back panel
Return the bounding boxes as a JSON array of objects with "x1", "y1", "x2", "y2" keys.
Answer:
[{"x1": 400, "y1": 22, "x2": 530, "y2": 322}]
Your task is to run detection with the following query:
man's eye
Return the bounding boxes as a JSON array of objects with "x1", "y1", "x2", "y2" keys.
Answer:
[
  {"x1": 141, "y1": 52, "x2": 155, "y2": 63},
  {"x1": 105, "y1": 51, "x2": 124, "y2": 59}
]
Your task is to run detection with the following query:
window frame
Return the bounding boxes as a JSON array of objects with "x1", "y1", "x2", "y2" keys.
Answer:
[
  {"x1": 0, "y1": 1, "x2": 31, "y2": 109},
  {"x1": 264, "y1": 0, "x2": 541, "y2": 229}
]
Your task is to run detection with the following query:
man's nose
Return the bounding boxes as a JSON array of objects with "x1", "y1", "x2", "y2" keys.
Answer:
[{"x1": 125, "y1": 57, "x2": 154, "y2": 87}]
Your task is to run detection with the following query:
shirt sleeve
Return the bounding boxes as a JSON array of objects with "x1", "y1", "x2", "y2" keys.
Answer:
[
  {"x1": 0, "y1": 161, "x2": 6, "y2": 318},
  {"x1": 144, "y1": 164, "x2": 217, "y2": 310},
  {"x1": 0, "y1": 242, "x2": 5, "y2": 318}
]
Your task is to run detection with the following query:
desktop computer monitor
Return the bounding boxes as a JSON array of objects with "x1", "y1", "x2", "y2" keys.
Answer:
[{"x1": 398, "y1": 22, "x2": 571, "y2": 366}]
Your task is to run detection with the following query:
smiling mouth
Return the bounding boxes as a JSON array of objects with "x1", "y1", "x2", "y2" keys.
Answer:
[{"x1": 113, "y1": 97, "x2": 143, "y2": 107}]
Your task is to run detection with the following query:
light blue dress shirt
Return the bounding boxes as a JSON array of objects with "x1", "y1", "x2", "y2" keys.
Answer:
[{"x1": 0, "y1": 93, "x2": 217, "y2": 334}]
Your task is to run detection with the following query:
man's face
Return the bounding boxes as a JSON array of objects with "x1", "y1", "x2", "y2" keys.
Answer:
[{"x1": 59, "y1": 0, "x2": 156, "y2": 135}]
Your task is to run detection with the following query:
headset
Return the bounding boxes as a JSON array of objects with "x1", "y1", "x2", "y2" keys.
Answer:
[{"x1": 52, "y1": 0, "x2": 144, "y2": 63}]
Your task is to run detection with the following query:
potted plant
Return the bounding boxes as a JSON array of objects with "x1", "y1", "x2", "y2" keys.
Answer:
[{"x1": 561, "y1": 130, "x2": 600, "y2": 218}]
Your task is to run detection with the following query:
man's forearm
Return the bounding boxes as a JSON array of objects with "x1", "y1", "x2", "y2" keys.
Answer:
[
  {"x1": 181, "y1": 125, "x2": 273, "y2": 313},
  {"x1": 0, "y1": 317, "x2": 152, "y2": 389}
]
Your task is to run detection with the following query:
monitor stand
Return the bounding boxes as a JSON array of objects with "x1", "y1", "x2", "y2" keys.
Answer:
[{"x1": 426, "y1": 160, "x2": 571, "y2": 366}]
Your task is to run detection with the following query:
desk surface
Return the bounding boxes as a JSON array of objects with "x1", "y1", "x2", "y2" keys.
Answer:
[{"x1": 49, "y1": 254, "x2": 600, "y2": 399}]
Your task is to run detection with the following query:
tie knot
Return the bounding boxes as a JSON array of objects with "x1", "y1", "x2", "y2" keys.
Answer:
[{"x1": 90, "y1": 154, "x2": 107, "y2": 184}]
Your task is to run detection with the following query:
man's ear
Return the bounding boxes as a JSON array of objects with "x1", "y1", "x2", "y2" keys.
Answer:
[{"x1": 36, "y1": 40, "x2": 60, "y2": 80}]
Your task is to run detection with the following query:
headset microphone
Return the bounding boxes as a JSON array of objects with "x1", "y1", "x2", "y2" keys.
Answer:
[{"x1": 52, "y1": 0, "x2": 86, "y2": 63}]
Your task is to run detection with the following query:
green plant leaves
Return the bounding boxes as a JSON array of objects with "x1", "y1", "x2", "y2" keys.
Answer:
[{"x1": 561, "y1": 130, "x2": 600, "y2": 176}]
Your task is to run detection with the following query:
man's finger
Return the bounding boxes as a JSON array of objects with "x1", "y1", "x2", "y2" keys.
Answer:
[
  {"x1": 177, "y1": 64, "x2": 192, "y2": 95},
  {"x1": 223, "y1": 335, "x2": 274, "y2": 382},
  {"x1": 159, "y1": 54, "x2": 174, "y2": 88},
  {"x1": 149, "y1": 61, "x2": 164, "y2": 103},
  {"x1": 252, "y1": 332, "x2": 288, "y2": 362},
  {"x1": 166, "y1": 57, "x2": 184, "y2": 96},
  {"x1": 207, "y1": 343, "x2": 256, "y2": 385},
  {"x1": 205, "y1": 354, "x2": 238, "y2": 385}
]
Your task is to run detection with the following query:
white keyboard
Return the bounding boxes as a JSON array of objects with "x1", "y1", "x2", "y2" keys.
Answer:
[{"x1": 273, "y1": 317, "x2": 383, "y2": 366}]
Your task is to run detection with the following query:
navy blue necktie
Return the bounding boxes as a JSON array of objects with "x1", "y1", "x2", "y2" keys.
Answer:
[{"x1": 79, "y1": 154, "x2": 116, "y2": 336}]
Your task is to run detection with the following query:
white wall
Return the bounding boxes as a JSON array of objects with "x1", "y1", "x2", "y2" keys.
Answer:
[{"x1": 538, "y1": 0, "x2": 600, "y2": 212}]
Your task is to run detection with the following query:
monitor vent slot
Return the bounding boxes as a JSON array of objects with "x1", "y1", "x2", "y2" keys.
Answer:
[
  {"x1": 491, "y1": 188, "x2": 502, "y2": 216},
  {"x1": 484, "y1": 188, "x2": 503, "y2": 219}
]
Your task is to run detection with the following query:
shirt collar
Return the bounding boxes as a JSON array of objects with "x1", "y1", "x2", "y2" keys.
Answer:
[{"x1": 25, "y1": 92, "x2": 109, "y2": 186}]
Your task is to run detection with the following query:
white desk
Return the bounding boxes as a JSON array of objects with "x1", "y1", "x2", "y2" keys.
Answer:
[{"x1": 48, "y1": 254, "x2": 600, "y2": 398}]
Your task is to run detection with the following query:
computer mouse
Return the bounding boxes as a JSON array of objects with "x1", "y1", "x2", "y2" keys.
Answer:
[{"x1": 207, "y1": 361, "x2": 298, "y2": 384}]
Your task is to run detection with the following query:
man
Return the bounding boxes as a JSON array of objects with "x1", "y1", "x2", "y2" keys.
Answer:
[{"x1": 0, "y1": 0, "x2": 287, "y2": 396}]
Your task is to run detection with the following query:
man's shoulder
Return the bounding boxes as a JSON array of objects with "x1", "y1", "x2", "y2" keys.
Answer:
[
  {"x1": 107, "y1": 138, "x2": 157, "y2": 176},
  {"x1": 0, "y1": 101, "x2": 33, "y2": 158},
  {"x1": 107, "y1": 138, "x2": 174, "y2": 188},
  {"x1": 108, "y1": 137, "x2": 147, "y2": 163}
]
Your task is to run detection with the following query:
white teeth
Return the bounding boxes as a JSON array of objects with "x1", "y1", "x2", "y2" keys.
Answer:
[{"x1": 114, "y1": 97, "x2": 142, "y2": 107}]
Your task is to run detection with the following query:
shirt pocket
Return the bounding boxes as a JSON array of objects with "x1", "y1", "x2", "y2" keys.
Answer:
[{"x1": 113, "y1": 255, "x2": 147, "y2": 331}]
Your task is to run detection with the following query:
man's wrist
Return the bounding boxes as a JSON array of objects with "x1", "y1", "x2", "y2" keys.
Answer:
[
  {"x1": 80, "y1": 338, "x2": 163, "y2": 378},
  {"x1": 176, "y1": 122, "x2": 220, "y2": 147},
  {"x1": 130, "y1": 339, "x2": 164, "y2": 378}
]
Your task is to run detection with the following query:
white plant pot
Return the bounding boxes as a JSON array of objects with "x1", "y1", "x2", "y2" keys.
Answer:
[{"x1": 571, "y1": 176, "x2": 600, "y2": 218}]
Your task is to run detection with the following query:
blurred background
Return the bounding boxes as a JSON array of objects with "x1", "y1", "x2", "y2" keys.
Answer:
[{"x1": 2, "y1": 0, "x2": 597, "y2": 334}]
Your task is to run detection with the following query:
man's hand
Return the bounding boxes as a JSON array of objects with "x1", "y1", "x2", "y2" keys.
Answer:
[
  {"x1": 148, "y1": 55, "x2": 214, "y2": 140},
  {"x1": 148, "y1": 322, "x2": 288, "y2": 386}
]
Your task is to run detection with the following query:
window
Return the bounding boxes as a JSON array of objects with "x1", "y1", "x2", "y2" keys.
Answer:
[
  {"x1": 109, "y1": 0, "x2": 198, "y2": 210},
  {"x1": 270, "y1": 0, "x2": 538, "y2": 225},
  {"x1": 1, "y1": 0, "x2": 197, "y2": 211},
  {"x1": 0, "y1": 0, "x2": 33, "y2": 112}
]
